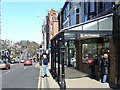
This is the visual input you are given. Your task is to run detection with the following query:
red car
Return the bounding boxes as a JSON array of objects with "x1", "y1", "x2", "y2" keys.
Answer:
[
  {"x1": 0, "y1": 60, "x2": 10, "y2": 70},
  {"x1": 24, "y1": 59, "x2": 32, "y2": 66}
]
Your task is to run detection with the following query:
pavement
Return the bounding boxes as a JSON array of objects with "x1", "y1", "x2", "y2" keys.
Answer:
[
  {"x1": 38, "y1": 62, "x2": 120, "y2": 89},
  {"x1": 37, "y1": 62, "x2": 59, "y2": 88}
]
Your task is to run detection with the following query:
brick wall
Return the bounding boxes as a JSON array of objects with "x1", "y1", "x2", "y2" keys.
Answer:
[{"x1": 108, "y1": 38, "x2": 117, "y2": 84}]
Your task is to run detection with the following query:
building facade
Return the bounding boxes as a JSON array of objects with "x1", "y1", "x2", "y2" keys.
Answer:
[
  {"x1": 42, "y1": 9, "x2": 58, "y2": 51},
  {"x1": 51, "y1": 1, "x2": 120, "y2": 87}
]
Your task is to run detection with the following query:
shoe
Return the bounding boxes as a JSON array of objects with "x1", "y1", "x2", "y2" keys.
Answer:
[
  {"x1": 44, "y1": 74, "x2": 47, "y2": 77},
  {"x1": 41, "y1": 76, "x2": 44, "y2": 78}
]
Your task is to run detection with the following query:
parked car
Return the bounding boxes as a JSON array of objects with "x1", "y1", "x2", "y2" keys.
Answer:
[
  {"x1": 70, "y1": 57, "x2": 76, "y2": 66},
  {"x1": 0, "y1": 60, "x2": 10, "y2": 70},
  {"x1": 9, "y1": 58, "x2": 15, "y2": 64},
  {"x1": 20, "y1": 59, "x2": 25, "y2": 63},
  {"x1": 24, "y1": 59, "x2": 32, "y2": 66}
]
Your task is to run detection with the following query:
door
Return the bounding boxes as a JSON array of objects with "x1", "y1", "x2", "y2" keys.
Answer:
[{"x1": 95, "y1": 38, "x2": 109, "y2": 81}]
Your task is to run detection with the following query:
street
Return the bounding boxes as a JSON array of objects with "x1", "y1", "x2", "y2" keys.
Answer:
[{"x1": 0, "y1": 62, "x2": 40, "y2": 88}]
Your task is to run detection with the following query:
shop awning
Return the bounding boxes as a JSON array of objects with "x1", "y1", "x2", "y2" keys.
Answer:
[{"x1": 51, "y1": 13, "x2": 113, "y2": 41}]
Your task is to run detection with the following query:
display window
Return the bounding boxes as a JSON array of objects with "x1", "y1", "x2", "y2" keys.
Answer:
[
  {"x1": 82, "y1": 38, "x2": 109, "y2": 63},
  {"x1": 82, "y1": 43, "x2": 97, "y2": 63}
]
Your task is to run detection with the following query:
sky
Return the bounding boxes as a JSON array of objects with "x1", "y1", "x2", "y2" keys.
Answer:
[{"x1": 1, "y1": 1, "x2": 65, "y2": 44}]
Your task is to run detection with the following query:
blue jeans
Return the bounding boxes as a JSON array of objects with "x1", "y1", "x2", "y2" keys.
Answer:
[
  {"x1": 102, "y1": 74, "x2": 107, "y2": 83},
  {"x1": 42, "y1": 65, "x2": 49, "y2": 77}
]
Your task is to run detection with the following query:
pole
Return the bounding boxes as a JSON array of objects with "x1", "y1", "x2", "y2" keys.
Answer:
[{"x1": 60, "y1": 32, "x2": 66, "y2": 89}]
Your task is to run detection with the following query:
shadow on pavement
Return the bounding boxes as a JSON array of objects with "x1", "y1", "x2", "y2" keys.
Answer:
[{"x1": 65, "y1": 66, "x2": 89, "y2": 79}]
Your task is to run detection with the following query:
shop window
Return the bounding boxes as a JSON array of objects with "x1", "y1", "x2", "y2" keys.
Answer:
[
  {"x1": 82, "y1": 43, "x2": 97, "y2": 63},
  {"x1": 99, "y1": 16, "x2": 113, "y2": 31},
  {"x1": 83, "y1": 21, "x2": 98, "y2": 31}
]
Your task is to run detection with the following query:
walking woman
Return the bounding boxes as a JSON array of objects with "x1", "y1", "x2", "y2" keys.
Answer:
[{"x1": 101, "y1": 53, "x2": 109, "y2": 83}]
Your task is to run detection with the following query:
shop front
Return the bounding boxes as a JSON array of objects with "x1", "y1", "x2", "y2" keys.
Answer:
[
  {"x1": 50, "y1": 13, "x2": 120, "y2": 88},
  {"x1": 78, "y1": 37, "x2": 110, "y2": 81}
]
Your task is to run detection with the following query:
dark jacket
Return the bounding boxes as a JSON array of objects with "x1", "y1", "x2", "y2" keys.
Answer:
[
  {"x1": 43, "y1": 58, "x2": 48, "y2": 65},
  {"x1": 89, "y1": 59, "x2": 97, "y2": 69},
  {"x1": 101, "y1": 58, "x2": 109, "y2": 75}
]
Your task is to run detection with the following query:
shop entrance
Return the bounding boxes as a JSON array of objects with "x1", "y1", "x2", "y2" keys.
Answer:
[
  {"x1": 82, "y1": 37, "x2": 110, "y2": 80},
  {"x1": 96, "y1": 41, "x2": 109, "y2": 81}
]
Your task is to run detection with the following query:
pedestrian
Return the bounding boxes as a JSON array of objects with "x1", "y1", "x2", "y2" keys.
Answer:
[
  {"x1": 39, "y1": 55, "x2": 43, "y2": 66},
  {"x1": 89, "y1": 58, "x2": 97, "y2": 79},
  {"x1": 101, "y1": 53, "x2": 109, "y2": 83},
  {"x1": 97, "y1": 49, "x2": 105, "y2": 81},
  {"x1": 33, "y1": 57, "x2": 36, "y2": 62},
  {"x1": 41, "y1": 54, "x2": 49, "y2": 78}
]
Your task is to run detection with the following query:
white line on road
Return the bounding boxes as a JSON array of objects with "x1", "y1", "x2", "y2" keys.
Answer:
[
  {"x1": 24, "y1": 67, "x2": 27, "y2": 69},
  {"x1": 11, "y1": 68, "x2": 16, "y2": 72},
  {"x1": 4, "y1": 71, "x2": 10, "y2": 75}
]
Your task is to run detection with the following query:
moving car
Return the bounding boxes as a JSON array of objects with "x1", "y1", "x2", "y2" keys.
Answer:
[
  {"x1": 9, "y1": 58, "x2": 15, "y2": 64},
  {"x1": 0, "y1": 60, "x2": 10, "y2": 70},
  {"x1": 24, "y1": 59, "x2": 32, "y2": 66},
  {"x1": 20, "y1": 59, "x2": 25, "y2": 63}
]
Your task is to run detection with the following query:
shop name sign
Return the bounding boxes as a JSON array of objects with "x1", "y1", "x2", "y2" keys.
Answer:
[{"x1": 80, "y1": 34, "x2": 100, "y2": 38}]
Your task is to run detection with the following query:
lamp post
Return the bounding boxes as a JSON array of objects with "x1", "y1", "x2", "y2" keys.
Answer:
[
  {"x1": 60, "y1": 32, "x2": 66, "y2": 89},
  {"x1": 60, "y1": 45, "x2": 66, "y2": 89}
]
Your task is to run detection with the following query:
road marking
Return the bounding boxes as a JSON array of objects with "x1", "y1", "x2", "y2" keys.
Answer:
[
  {"x1": 37, "y1": 63, "x2": 39, "y2": 67},
  {"x1": 37, "y1": 66, "x2": 41, "y2": 89},
  {"x1": 35, "y1": 63, "x2": 37, "y2": 67},
  {"x1": 24, "y1": 67, "x2": 27, "y2": 69},
  {"x1": 4, "y1": 71, "x2": 10, "y2": 74},
  {"x1": 42, "y1": 75, "x2": 44, "y2": 88},
  {"x1": 11, "y1": 68, "x2": 16, "y2": 71}
]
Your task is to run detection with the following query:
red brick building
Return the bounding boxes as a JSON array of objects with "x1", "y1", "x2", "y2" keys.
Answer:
[{"x1": 48, "y1": 9, "x2": 58, "y2": 45}]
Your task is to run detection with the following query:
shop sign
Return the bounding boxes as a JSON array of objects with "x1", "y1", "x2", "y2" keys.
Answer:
[
  {"x1": 80, "y1": 34, "x2": 100, "y2": 38},
  {"x1": 65, "y1": 33, "x2": 76, "y2": 40}
]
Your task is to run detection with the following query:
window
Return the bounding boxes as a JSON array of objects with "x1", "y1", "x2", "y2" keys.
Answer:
[
  {"x1": 82, "y1": 38, "x2": 110, "y2": 63},
  {"x1": 76, "y1": 14, "x2": 79, "y2": 24},
  {"x1": 76, "y1": 8, "x2": 79, "y2": 13},
  {"x1": 104, "y1": 2, "x2": 113, "y2": 11},
  {"x1": 98, "y1": 2, "x2": 103, "y2": 13},
  {"x1": 84, "y1": 2, "x2": 89, "y2": 15},
  {"x1": 69, "y1": 2, "x2": 72, "y2": 10},
  {"x1": 82, "y1": 43, "x2": 97, "y2": 63},
  {"x1": 90, "y1": 2, "x2": 95, "y2": 13}
]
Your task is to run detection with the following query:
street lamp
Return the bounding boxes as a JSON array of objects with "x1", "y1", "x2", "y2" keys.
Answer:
[{"x1": 60, "y1": 45, "x2": 66, "y2": 89}]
